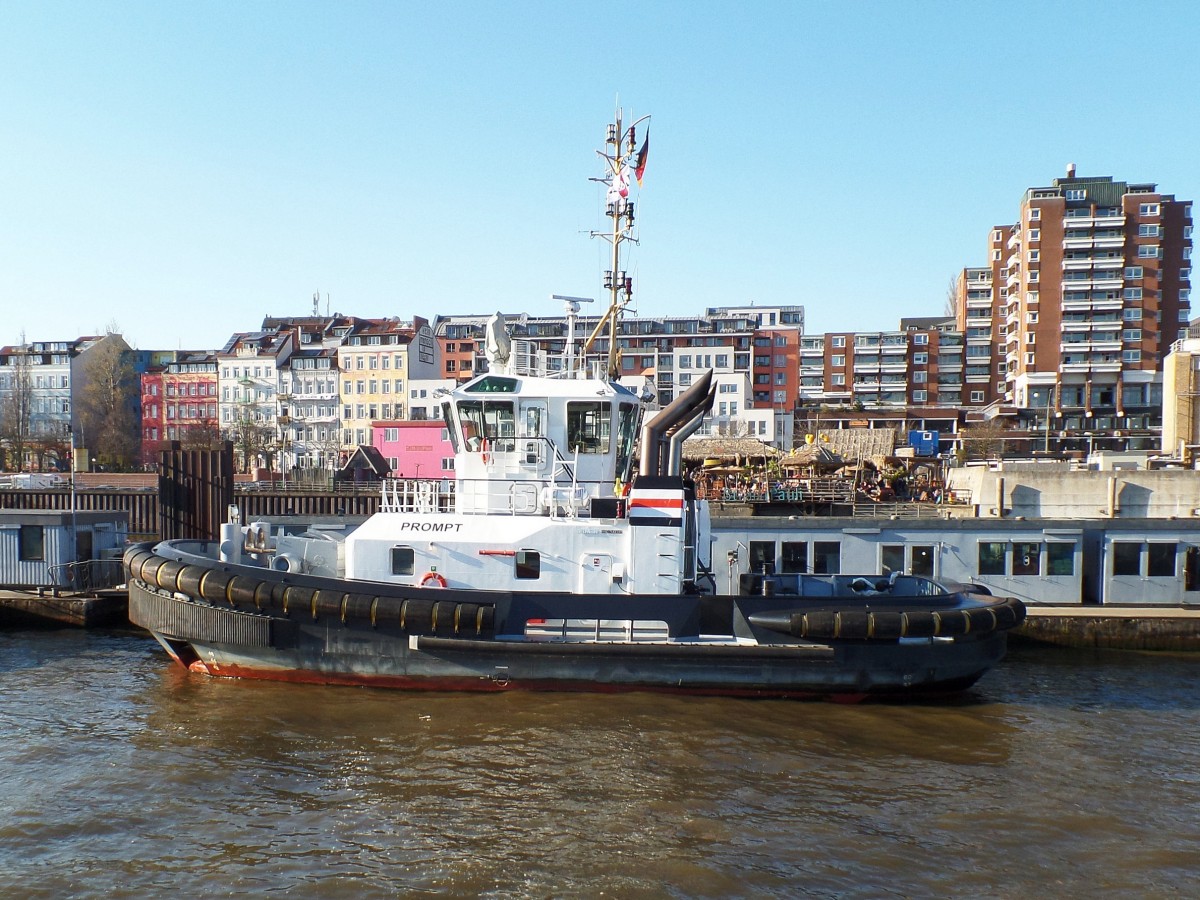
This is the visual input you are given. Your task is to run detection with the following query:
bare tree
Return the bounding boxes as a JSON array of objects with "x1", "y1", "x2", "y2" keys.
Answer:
[
  {"x1": 944, "y1": 275, "x2": 960, "y2": 319},
  {"x1": 181, "y1": 418, "x2": 223, "y2": 453},
  {"x1": 958, "y1": 418, "x2": 1009, "y2": 461},
  {"x1": 225, "y1": 411, "x2": 277, "y2": 475},
  {"x1": 76, "y1": 336, "x2": 141, "y2": 469},
  {"x1": 0, "y1": 338, "x2": 33, "y2": 471}
]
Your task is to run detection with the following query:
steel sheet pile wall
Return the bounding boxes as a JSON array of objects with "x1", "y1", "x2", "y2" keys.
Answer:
[{"x1": 159, "y1": 442, "x2": 235, "y2": 541}]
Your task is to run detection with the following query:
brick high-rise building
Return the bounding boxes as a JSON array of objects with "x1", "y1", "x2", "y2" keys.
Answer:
[{"x1": 958, "y1": 168, "x2": 1192, "y2": 448}]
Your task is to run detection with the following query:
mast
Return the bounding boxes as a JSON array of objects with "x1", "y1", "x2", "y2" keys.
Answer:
[{"x1": 583, "y1": 109, "x2": 649, "y2": 379}]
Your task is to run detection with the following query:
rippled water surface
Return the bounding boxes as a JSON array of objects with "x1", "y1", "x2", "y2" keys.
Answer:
[{"x1": 2, "y1": 629, "x2": 1199, "y2": 898}]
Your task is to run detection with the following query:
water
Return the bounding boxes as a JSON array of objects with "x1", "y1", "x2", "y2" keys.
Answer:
[{"x1": 2, "y1": 630, "x2": 1199, "y2": 899}]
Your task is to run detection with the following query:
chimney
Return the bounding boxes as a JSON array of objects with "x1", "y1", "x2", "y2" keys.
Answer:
[{"x1": 1066, "y1": 162, "x2": 1076, "y2": 179}]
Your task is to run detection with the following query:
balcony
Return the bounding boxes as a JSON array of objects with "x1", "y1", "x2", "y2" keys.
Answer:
[
  {"x1": 1063, "y1": 235, "x2": 1094, "y2": 250},
  {"x1": 1062, "y1": 258, "x2": 1093, "y2": 271},
  {"x1": 1093, "y1": 235, "x2": 1125, "y2": 249}
]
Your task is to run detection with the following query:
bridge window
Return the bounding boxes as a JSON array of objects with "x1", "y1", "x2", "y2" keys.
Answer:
[
  {"x1": 910, "y1": 545, "x2": 935, "y2": 577},
  {"x1": 390, "y1": 547, "x2": 415, "y2": 576},
  {"x1": 881, "y1": 544, "x2": 904, "y2": 576},
  {"x1": 566, "y1": 401, "x2": 611, "y2": 454},
  {"x1": 515, "y1": 550, "x2": 540, "y2": 580}
]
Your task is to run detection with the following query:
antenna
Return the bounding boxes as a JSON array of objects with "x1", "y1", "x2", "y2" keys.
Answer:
[
  {"x1": 553, "y1": 294, "x2": 594, "y2": 376},
  {"x1": 312, "y1": 292, "x2": 319, "y2": 316}
]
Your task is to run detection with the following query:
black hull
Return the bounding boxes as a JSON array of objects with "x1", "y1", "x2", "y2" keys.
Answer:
[{"x1": 125, "y1": 542, "x2": 1022, "y2": 701}]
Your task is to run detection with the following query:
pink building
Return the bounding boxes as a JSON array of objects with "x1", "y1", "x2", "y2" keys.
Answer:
[{"x1": 372, "y1": 420, "x2": 454, "y2": 479}]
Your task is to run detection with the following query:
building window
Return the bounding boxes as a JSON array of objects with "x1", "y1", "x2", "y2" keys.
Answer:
[
  {"x1": 832, "y1": 337, "x2": 846, "y2": 348},
  {"x1": 1122, "y1": 350, "x2": 1142, "y2": 363},
  {"x1": 1025, "y1": 353, "x2": 1035, "y2": 365},
  {"x1": 832, "y1": 355, "x2": 845, "y2": 367},
  {"x1": 914, "y1": 352, "x2": 928, "y2": 365},
  {"x1": 1047, "y1": 543, "x2": 1075, "y2": 576},
  {"x1": 1123, "y1": 329, "x2": 1142, "y2": 342},
  {"x1": 970, "y1": 391, "x2": 985, "y2": 403},
  {"x1": 1028, "y1": 208, "x2": 1041, "y2": 221},
  {"x1": 1013, "y1": 542, "x2": 1041, "y2": 576},
  {"x1": 781, "y1": 542, "x2": 808, "y2": 574},
  {"x1": 1064, "y1": 189, "x2": 1087, "y2": 201},
  {"x1": 813, "y1": 541, "x2": 840, "y2": 575},
  {"x1": 19, "y1": 525, "x2": 44, "y2": 561},
  {"x1": 1137, "y1": 245, "x2": 1161, "y2": 259},
  {"x1": 912, "y1": 334, "x2": 928, "y2": 345},
  {"x1": 1148, "y1": 544, "x2": 1177, "y2": 578},
  {"x1": 1139, "y1": 203, "x2": 1160, "y2": 216},
  {"x1": 912, "y1": 390, "x2": 928, "y2": 402}
]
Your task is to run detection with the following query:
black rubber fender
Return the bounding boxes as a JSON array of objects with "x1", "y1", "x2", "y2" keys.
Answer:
[
  {"x1": 836, "y1": 610, "x2": 870, "y2": 640},
  {"x1": 154, "y1": 559, "x2": 187, "y2": 594},
  {"x1": 993, "y1": 600, "x2": 1020, "y2": 630},
  {"x1": 401, "y1": 597, "x2": 436, "y2": 633},
  {"x1": 175, "y1": 566, "x2": 206, "y2": 600},
  {"x1": 342, "y1": 592, "x2": 376, "y2": 624},
  {"x1": 226, "y1": 575, "x2": 260, "y2": 608},
  {"x1": 199, "y1": 570, "x2": 235, "y2": 604},
  {"x1": 124, "y1": 548, "x2": 154, "y2": 580},
  {"x1": 868, "y1": 611, "x2": 904, "y2": 640},
  {"x1": 311, "y1": 589, "x2": 344, "y2": 621},
  {"x1": 967, "y1": 606, "x2": 998, "y2": 634},
  {"x1": 281, "y1": 584, "x2": 315, "y2": 618},
  {"x1": 901, "y1": 610, "x2": 937, "y2": 638},
  {"x1": 803, "y1": 610, "x2": 838, "y2": 638},
  {"x1": 933, "y1": 609, "x2": 970, "y2": 636},
  {"x1": 138, "y1": 554, "x2": 169, "y2": 587}
]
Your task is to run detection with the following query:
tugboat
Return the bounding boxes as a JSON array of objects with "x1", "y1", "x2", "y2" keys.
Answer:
[{"x1": 125, "y1": 111, "x2": 1024, "y2": 699}]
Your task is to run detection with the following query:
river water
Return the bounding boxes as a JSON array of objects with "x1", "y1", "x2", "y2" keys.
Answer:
[{"x1": 2, "y1": 629, "x2": 1198, "y2": 899}]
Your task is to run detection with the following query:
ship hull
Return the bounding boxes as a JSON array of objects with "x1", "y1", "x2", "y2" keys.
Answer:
[{"x1": 127, "y1": 543, "x2": 1017, "y2": 701}]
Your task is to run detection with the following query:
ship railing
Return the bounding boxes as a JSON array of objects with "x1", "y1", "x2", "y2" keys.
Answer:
[{"x1": 381, "y1": 478, "x2": 455, "y2": 514}]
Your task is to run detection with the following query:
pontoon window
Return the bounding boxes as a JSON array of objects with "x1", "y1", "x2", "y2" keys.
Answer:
[
  {"x1": 1047, "y1": 543, "x2": 1075, "y2": 576},
  {"x1": 749, "y1": 541, "x2": 776, "y2": 575},
  {"x1": 911, "y1": 545, "x2": 935, "y2": 578},
  {"x1": 881, "y1": 545, "x2": 904, "y2": 576},
  {"x1": 1186, "y1": 547, "x2": 1200, "y2": 592},
  {"x1": 19, "y1": 525, "x2": 44, "y2": 561},
  {"x1": 781, "y1": 541, "x2": 808, "y2": 574},
  {"x1": 978, "y1": 542, "x2": 1006, "y2": 575},
  {"x1": 390, "y1": 547, "x2": 415, "y2": 576},
  {"x1": 1013, "y1": 542, "x2": 1041, "y2": 576},
  {"x1": 615, "y1": 403, "x2": 639, "y2": 483},
  {"x1": 813, "y1": 541, "x2": 840, "y2": 575},
  {"x1": 1112, "y1": 542, "x2": 1141, "y2": 576},
  {"x1": 515, "y1": 550, "x2": 540, "y2": 580},
  {"x1": 1147, "y1": 543, "x2": 1176, "y2": 578},
  {"x1": 566, "y1": 401, "x2": 611, "y2": 454}
]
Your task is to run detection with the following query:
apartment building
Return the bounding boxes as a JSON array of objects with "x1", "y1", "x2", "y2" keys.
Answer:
[
  {"x1": 337, "y1": 317, "x2": 438, "y2": 449},
  {"x1": 797, "y1": 325, "x2": 965, "y2": 409},
  {"x1": 958, "y1": 169, "x2": 1192, "y2": 447},
  {"x1": 140, "y1": 351, "x2": 219, "y2": 462},
  {"x1": 217, "y1": 330, "x2": 294, "y2": 471}
]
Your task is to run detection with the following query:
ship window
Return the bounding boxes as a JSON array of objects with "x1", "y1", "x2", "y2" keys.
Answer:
[
  {"x1": 464, "y1": 375, "x2": 517, "y2": 393},
  {"x1": 748, "y1": 541, "x2": 776, "y2": 575},
  {"x1": 614, "y1": 403, "x2": 639, "y2": 484},
  {"x1": 1047, "y1": 543, "x2": 1075, "y2": 576},
  {"x1": 19, "y1": 525, "x2": 44, "y2": 561},
  {"x1": 566, "y1": 401, "x2": 611, "y2": 454},
  {"x1": 881, "y1": 544, "x2": 904, "y2": 576},
  {"x1": 515, "y1": 550, "x2": 540, "y2": 579},
  {"x1": 813, "y1": 541, "x2": 840, "y2": 575},
  {"x1": 1147, "y1": 543, "x2": 1176, "y2": 578},
  {"x1": 1013, "y1": 542, "x2": 1041, "y2": 576},
  {"x1": 441, "y1": 403, "x2": 459, "y2": 452},
  {"x1": 978, "y1": 542, "x2": 1006, "y2": 575},
  {"x1": 390, "y1": 546, "x2": 415, "y2": 576},
  {"x1": 1112, "y1": 542, "x2": 1141, "y2": 576},
  {"x1": 781, "y1": 541, "x2": 808, "y2": 574},
  {"x1": 458, "y1": 400, "x2": 516, "y2": 451},
  {"x1": 910, "y1": 545, "x2": 934, "y2": 578}
]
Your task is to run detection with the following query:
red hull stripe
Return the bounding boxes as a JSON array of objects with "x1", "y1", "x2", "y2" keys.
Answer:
[{"x1": 628, "y1": 498, "x2": 684, "y2": 510}]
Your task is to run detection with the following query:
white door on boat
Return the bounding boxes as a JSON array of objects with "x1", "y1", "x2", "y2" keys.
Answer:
[{"x1": 578, "y1": 553, "x2": 614, "y2": 594}]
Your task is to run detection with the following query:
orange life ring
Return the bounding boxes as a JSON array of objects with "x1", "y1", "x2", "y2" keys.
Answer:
[
  {"x1": 480, "y1": 438, "x2": 491, "y2": 464},
  {"x1": 419, "y1": 572, "x2": 447, "y2": 588}
]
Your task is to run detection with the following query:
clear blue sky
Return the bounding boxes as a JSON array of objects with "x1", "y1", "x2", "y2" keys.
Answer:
[{"x1": 3, "y1": 1, "x2": 1198, "y2": 351}]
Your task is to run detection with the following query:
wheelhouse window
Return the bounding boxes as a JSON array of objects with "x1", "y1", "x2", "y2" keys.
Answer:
[
  {"x1": 614, "y1": 403, "x2": 639, "y2": 485},
  {"x1": 458, "y1": 399, "x2": 516, "y2": 451},
  {"x1": 19, "y1": 525, "x2": 44, "y2": 561},
  {"x1": 390, "y1": 546, "x2": 415, "y2": 576},
  {"x1": 566, "y1": 401, "x2": 611, "y2": 454},
  {"x1": 515, "y1": 550, "x2": 540, "y2": 580},
  {"x1": 910, "y1": 545, "x2": 935, "y2": 578}
]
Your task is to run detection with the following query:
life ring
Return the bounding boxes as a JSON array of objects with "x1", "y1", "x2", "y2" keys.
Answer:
[
  {"x1": 480, "y1": 438, "x2": 490, "y2": 464},
  {"x1": 419, "y1": 572, "x2": 448, "y2": 589}
]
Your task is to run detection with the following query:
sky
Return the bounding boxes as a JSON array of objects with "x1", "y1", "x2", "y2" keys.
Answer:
[{"x1": 3, "y1": 1, "x2": 1198, "y2": 352}]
